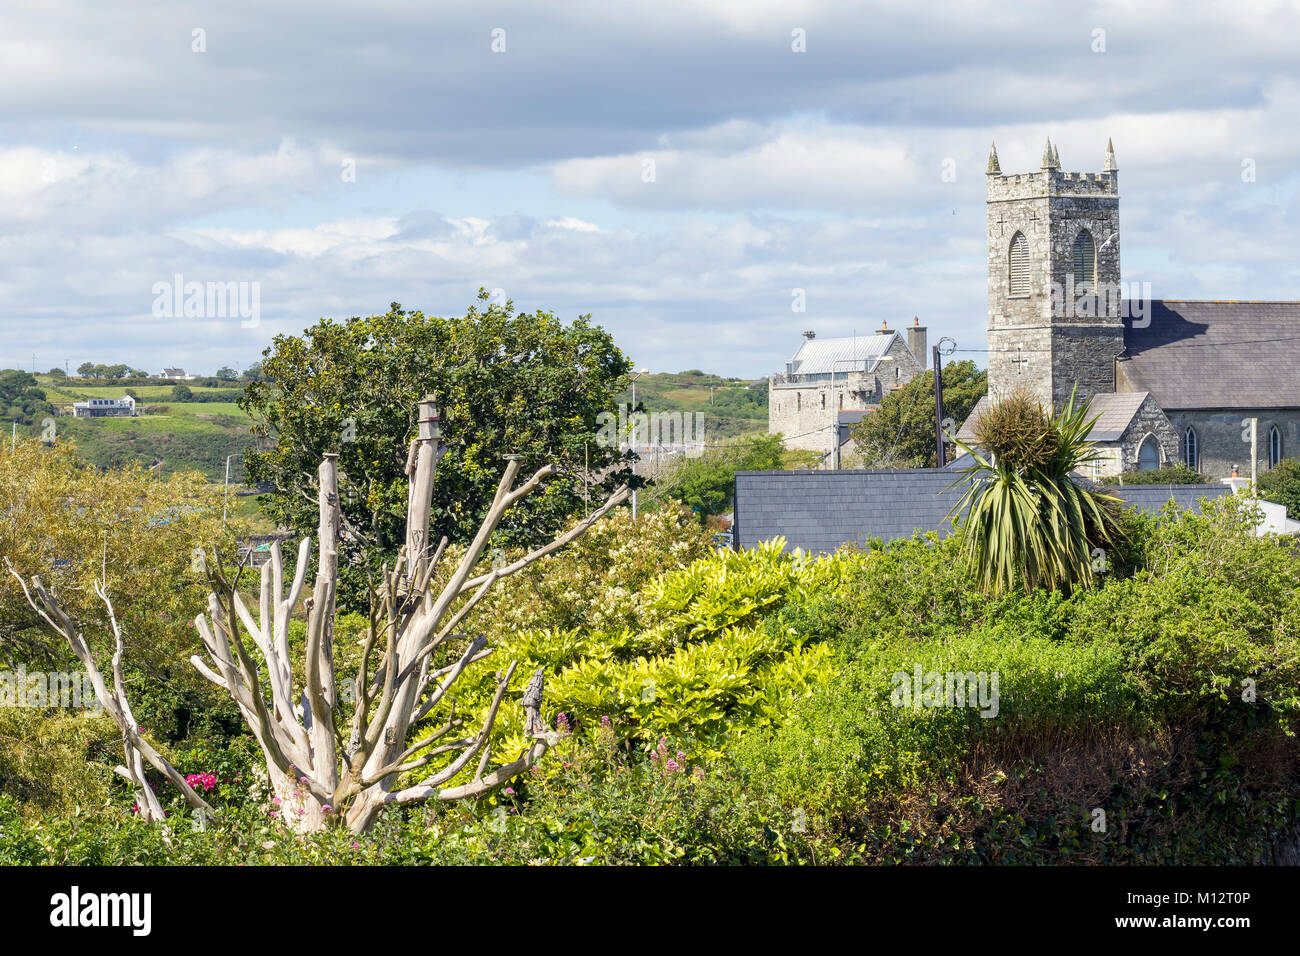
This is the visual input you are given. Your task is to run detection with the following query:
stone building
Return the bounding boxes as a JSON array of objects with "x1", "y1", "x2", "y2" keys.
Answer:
[
  {"x1": 958, "y1": 138, "x2": 1299, "y2": 480},
  {"x1": 768, "y1": 320, "x2": 927, "y2": 466}
]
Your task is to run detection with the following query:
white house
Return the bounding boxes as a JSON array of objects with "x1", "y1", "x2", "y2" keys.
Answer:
[{"x1": 72, "y1": 395, "x2": 137, "y2": 418}]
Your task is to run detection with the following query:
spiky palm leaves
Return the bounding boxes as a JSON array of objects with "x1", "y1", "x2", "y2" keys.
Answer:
[{"x1": 949, "y1": 388, "x2": 1124, "y2": 596}]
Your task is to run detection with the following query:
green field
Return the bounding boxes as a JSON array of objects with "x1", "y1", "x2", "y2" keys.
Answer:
[
  {"x1": 33, "y1": 377, "x2": 257, "y2": 482},
  {"x1": 615, "y1": 370, "x2": 768, "y2": 440}
]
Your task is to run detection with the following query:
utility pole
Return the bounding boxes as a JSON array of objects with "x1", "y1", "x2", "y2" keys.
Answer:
[
  {"x1": 631, "y1": 368, "x2": 646, "y2": 519},
  {"x1": 1251, "y1": 417, "x2": 1258, "y2": 491},
  {"x1": 933, "y1": 344, "x2": 944, "y2": 466}
]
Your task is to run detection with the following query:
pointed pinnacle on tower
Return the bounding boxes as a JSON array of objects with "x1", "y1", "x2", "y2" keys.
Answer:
[
  {"x1": 1104, "y1": 138, "x2": 1117, "y2": 171},
  {"x1": 1041, "y1": 137, "x2": 1059, "y2": 170},
  {"x1": 987, "y1": 141, "x2": 1001, "y2": 174},
  {"x1": 1052, "y1": 142, "x2": 1060, "y2": 167}
]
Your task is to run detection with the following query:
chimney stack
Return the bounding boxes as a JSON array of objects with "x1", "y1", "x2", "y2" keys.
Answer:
[
  {"x1": 802, "y1": 330, "x2": 816, "y2": 341},
  {"x1": 875, "y1": 320, "x2": 891, "y2": 335},
  {"x1": 907, "y1": 316, "x2": 928, "y2": 370}
]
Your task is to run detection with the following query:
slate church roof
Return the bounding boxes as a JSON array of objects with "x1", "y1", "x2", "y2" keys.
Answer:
[
  {"x1": 733, "y1": 469, "x2": 1230, "y2": 554},
  {"x1": 1120, "y1": 300, "x2": 1300, "y2": 410},
  {"x1": 955, "y1": 391, "x2": 1152, "y2": 444}
]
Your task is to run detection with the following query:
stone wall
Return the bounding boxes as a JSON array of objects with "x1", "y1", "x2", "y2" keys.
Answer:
[
  {"x1": 1166, "y1": 409, "x2": 1300, "y2": 479},
  {"x1": 1118, "y1": 396, "x2": 1180, "y2": 472}
]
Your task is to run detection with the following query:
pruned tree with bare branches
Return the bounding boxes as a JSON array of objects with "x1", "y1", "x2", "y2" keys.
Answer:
[{"x1": 10, "y1": 398, "x2": 628, "y2": 834}]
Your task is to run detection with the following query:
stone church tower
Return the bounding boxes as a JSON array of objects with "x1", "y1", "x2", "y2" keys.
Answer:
[{"x1": 985, "y1": 138, "x2": 1124, "y2": 410}]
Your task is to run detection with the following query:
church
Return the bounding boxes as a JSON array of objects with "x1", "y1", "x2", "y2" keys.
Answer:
[{"x1": 955, "y1": 138, "x2": 1299, "y2": 481}]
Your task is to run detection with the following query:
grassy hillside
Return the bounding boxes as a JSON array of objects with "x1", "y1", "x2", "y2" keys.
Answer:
[
  {"x1": 616, "y1": 371, "x2": 768, "y2": 441},
  {"x1": 32, "y1": 377, "x2": 258, "y2": 483}
]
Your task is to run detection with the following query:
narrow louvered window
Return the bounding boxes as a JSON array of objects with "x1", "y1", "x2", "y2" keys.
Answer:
[
  {"x1": 1073, "y1": 231, "x2": 1096, "y2": 291},
  {"x1": 1008, "y1": 232, "x2": 1029, "y2": 296},
  {"x1": 1270, "y1": 426, "x2": 1282, "y2": 468},
  {"x1": 1184, "y1": 427, "x2": 1198, "y2": 470}
]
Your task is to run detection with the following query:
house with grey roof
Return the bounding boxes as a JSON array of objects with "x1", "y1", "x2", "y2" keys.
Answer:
[{"x1": 768, "y1": 319, "x2": 928, "y2": 465}]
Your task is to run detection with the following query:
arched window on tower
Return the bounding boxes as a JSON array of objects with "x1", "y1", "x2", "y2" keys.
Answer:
[
  {"x1": 1183, "y1": 426, "x2": 1198, "y2": 471},
  {"x1": 1072, "y1": 230, "x2": 1096, "y2": 292},
  {"x1": 1008, "y1": 231, "x2": 1029, "y2": 296},
  {"x1": 1269, "y1": 425, "x2": 1282, "y2": 468},
  {"x1": 1137, "y1": 435, "x2": 1160, "y2": 472}
]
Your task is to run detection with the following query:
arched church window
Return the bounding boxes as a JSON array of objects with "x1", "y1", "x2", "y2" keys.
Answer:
[
  {"x1": 1137, "y1": 436, "x2": 1160, "y2": 471},
  {"x1": 1269, "y1": 426, "x2": 1282, "y2": 468},
  {"x1": 1184, "y1": 427, "x2": 1198, "y2": 471},
  {"x1": 1008, "y1": 232, "x2": 1029, "y2": 296},
  {"x1": 1072, "y1": 230, "x2": 1096, "y2": 291}
]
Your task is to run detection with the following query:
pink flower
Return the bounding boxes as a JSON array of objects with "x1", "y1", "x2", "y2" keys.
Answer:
[
  {"x1": 504, "y1": 787, "x2": 514, "y2": 796},
  {"x1": 269, "y1": 810, "x2": 279, "y2": 818},
  {"x1": 322, "y1": 805, "x2": 333, "y2": 813},
  {"x1": 272, "y1": 796, "x2": 282, "y2": 806},
  {"x1": 351, "y1": 842, "x2": 361, "y2": 850}
]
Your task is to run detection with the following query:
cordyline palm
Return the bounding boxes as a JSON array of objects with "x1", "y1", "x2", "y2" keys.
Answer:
[{"x1": 948, "y1": 387, "x2": 1124, "y2": 596}]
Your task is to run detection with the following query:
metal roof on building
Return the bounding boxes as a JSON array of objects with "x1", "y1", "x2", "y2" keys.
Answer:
[{"x1": 787, "y1": 333, "x2": 898, "y2": 377}]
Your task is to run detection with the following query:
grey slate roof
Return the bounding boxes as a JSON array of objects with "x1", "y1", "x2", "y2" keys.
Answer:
[
  {"x1": 733, "y1": 469, "x2": 1230, "y2": 554},
  {"x1": 955, "y1": 392, "x2": 1150, "y2": 444},
  {"x1": 1121, "y1": 300, "x2": 1300, "y2": 410},
  {"x1": 1081, "y1": 391, "x2": 1150, "y2": 441}
]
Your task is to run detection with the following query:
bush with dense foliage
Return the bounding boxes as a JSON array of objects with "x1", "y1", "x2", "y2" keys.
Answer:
[
  {"x1": 1258, "y1": 458, "x2": 1300, "y2": 519},
  {"x1": 644, "y1": 432, "x2": 806, "y2": 518},
  {"x1": 1100, "y1": 463, "x2": 1210, "y2": 485},
  {"x1": 2, "y1": 473, "x2": 1297, "y2": 864}
]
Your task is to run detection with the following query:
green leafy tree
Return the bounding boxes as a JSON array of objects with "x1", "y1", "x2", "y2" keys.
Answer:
[
  {"x1": 0, "y1": 370, "x2": 51, "y2": 426},
  {"x1": 240, "y1": 294, "x2": 634, "y2": 599},
  {"x1": 850, "y1": 360, "x2": 987, "y2": 467},
  {"x1": 171, "y1": 383, "x2": 193, "y2": 401},
  {"x1": 76, "y1": 362, "x2": 97, "y2": 378},
  {"x1": 1258, "y1": 459, "x2": 1300, "y2": 519},
  {"x1": 648, "y1": 432, "x2": 788, "y2": 518},
  {"x1": 47, "y1": 367, "x2": 66, "y2": 379},
  {"x1": 950, "y1": 389, "x2": 1124, "y2": 596},
  {"x1": 214, "y1": 366, "x2": 238, "y2": 382}
]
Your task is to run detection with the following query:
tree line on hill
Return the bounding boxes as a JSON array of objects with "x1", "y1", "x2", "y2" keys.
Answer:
[{"x1": 63, "y1": 361, "x2": 266, "y2": 383}]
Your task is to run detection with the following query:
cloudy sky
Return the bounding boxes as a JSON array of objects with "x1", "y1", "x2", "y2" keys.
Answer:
[{"x1": 1, "y1": 0, "x2": 1297, "y2": 378}]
